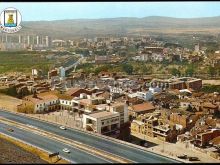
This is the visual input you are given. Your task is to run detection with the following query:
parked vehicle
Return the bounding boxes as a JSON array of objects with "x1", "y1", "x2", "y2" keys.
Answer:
[
  {"x1": 177, "y1": 154, "x2": 187, "y2": 159},
  {"x1": 188, "y1": 156, "x2": 199, "y2": 161}
]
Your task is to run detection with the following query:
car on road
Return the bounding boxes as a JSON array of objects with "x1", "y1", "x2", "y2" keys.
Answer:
[
  {"x1": 59, "y1": 126, "x2": 66, "y2": 130},
  {"x1": 7, "y1": 128, "x2": 14, "y2": 132},
  {"x1": 177, "y1": 154, "x2": 187, "y2": 159},
  {"x1": 62, "y1": 148, "x2": 70, "y2": 153},
  {"x1": 140, "y1": 140, "x2": 148, "y2": 147},
  {"x1": 188, "y1": 156, "x2": 199, "y2": 161}
]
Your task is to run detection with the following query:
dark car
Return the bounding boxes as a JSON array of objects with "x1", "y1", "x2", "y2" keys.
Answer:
[
  {"x1": 188, "y1": 157, "x2": 199, "y2": 161},
  {"x1": 7, "y1": 128, "x2": 14, "y2": 132},
  {"x1": 177, "y1": 154, "x2": 187, "y2": 159}
]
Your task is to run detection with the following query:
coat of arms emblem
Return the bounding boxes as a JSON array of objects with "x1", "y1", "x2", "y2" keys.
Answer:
[{"x1": 0, "y1": 7, "x2": 22, "y2": 33}]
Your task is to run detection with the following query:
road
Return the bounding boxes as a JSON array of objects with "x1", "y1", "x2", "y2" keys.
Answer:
[
  {"x1": 0, "y1": 110, "x2": 180, "y2": 163},
  {"x1": 0, "y1": 122, "x2": 112, "y2": 163}
]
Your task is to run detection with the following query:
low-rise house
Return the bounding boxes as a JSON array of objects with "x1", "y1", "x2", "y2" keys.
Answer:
[
  {"x1": 136, "y1": 91, "x2": 153, "y2": 101},
  {"x1": 130, "y1": 113, "x2": 178, "y2": 142},
  {"x1": 107, "y1": 102, "x2": 129, "y2": 125},
  {"x1": 59, "y1": 94, "x2": 74, "y2": 110},
  {"x1": 194, "y1": 129, "x2": 220, "y2": 147},
  {"x1": 202, "y1": 102, "x2": 219, "y2": 115},
  {"x1": 191, "y1": 101, "x2": 202, "y2": 111},
  {"x1": 150, "y1": 77, "x2": 202, "y2": 91},
  {"x1": 152, "y1": 124, "x2": 178, "y2": 142},
  {"x1": 128, "y1": 102, "x2": 156, "y2": 117},
  {"x1": 79, "y1": 96, "x2": 107, "y2": 113},
  {"x1": 179, "y1": 100, "x2": 191, "y2": 110},
  {"x1": 83, "y1": 111, "x2": 120, "y2": 135},
  {"x1": 17, "y1": 92, "x2": 59, "y2": 114},
  {"x1": 143, "y1": 116, "x2": 159, "y2": 137},
  {"x1": 95, "y1": 55, "x2": 109, "y2": 64},
  {"x1": 66, "y1": 87, "x2": 93, "y2": 97},
  {"x1": 130, "y1": 119, "x2": 145, "y2": 135}
]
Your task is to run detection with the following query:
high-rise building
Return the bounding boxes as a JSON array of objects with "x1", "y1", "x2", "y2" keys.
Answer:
[
  {"x1": 59, "y1": 66, "x2": 65, "y2": 78},
  {"x1": 195, "y1": 44, "x2": 200, "y2": 52},
  {"x1": 45, "y1": 36, "x2": 52, "y2": 47}
]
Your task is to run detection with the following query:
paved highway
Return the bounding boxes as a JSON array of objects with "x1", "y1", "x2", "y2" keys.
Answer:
[
  {"x1": 0, "y1": 122, "x2": 112, "y2": 163},
  {"x1": 0, "y1": 110, "x2": 180, "y2": 163}
]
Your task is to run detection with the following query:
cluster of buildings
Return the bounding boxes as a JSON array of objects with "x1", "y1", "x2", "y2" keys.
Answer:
[
  {"x1": 2, "y1": 33, "x2": 219, "y2": 70},
  {"x1": 129, "y1": 87, "x2": 220, "y2": 157},
  {"x1": 44, "y1": 35, "x2": 220, "y2": 69},
  {"x1": 17, "y1": 87, "x2": 129, "y2": 137},
  {"x1": 0, "y1": 34, "x2": 52, "y2": 51},
  {"x1": 1, "y1": 57, "x2": 219, "y2": 158},
  {"x1": 58, "y1": 35, "x2": 211, "y2": 65}
]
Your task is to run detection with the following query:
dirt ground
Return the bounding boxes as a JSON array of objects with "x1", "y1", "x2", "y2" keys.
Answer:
[
  {"x1": 0, "y1": 94, "x2": 22, "y2": 112},
  {"x1": 0, "y1": 137, "x2": 47, "y2": 164},
  {"x1": 203, "y1": 80, "x2": 220, "y2": 85}
]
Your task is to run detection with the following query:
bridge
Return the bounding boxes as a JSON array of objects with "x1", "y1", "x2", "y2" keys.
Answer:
[{"x1": 64, "y1": 54, "x2": 84, "y2": 72}]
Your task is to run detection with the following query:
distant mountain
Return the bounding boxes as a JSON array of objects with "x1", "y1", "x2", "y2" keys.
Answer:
[{"x1": 17, "y1": 16, "x2": 220, "y2": 39}]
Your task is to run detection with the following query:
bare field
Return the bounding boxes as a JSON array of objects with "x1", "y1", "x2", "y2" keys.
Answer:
[
  {"x1": 203, "y1": 80, "x2": 220, "y2": 85},
  {"x1": 0, "y1": 137, "x2": 48, "y2": 164},
  {"x1": 0, "y1": 94, "x2": 22, "y2": 112}
]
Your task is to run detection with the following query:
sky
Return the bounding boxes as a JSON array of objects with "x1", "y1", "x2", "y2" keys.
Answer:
[{"x1": 1, "y1": 2, "x2": 220, "y2": 21}]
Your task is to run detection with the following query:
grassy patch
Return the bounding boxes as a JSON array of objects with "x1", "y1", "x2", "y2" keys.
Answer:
[
  {"x1": 201, "y1": 85, "x2": 220, "y2": 93},
  {"x1": 0, "y1": 51, "x2": 55, "y2": 74}
]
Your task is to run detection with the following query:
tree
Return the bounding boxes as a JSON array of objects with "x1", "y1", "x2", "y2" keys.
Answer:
[
  {"x1": 140, "y1": 64, "x2": 148, "y2": 75},
  {"x1": 208, "y1": 66, "x2": 217, "y2": 77},
  {"x1": 171, "y1": 68, "x2": 181, "y2": 76},
  {"x1": 185, "y1": 65, "x2": 195, "y2": 77},
  {"x1": 122, "y1": 64, "x2": 133, "y2": 75}
]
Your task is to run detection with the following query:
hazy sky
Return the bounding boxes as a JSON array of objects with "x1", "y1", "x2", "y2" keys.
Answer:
[{"x1": 1, "y1": 2, "x2": 220, "y2": 21}]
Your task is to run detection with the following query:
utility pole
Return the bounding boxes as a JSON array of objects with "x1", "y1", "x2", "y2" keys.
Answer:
[{"x1": 162, "y1": 141, "x2": 164, "y2": 153}]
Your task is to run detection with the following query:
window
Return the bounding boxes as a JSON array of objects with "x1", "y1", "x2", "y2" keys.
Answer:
[
  {"x1": 37, "y1": 105, "x2": 38, "y2": 107},
  {"x1": 102, "y1": 122, "x2": 104, "y2": 125}
]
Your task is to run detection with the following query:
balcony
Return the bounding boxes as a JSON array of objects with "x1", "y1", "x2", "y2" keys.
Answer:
[
  {"x1": 86, "y1": 124, "x2": 97, "y2": 132},
  {"x1": 153, "y1": 130, "x2": 168, "y2": 137}
]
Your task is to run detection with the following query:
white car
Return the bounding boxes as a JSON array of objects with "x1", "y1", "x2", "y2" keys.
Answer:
[
  {"x1": 62, "y1": 148, "x2": 70, "y2": 153},
  {"x1": 59, "y1": 126, "x2": 66, "y2": 130},
  {"x1": 144, "y1": 143, "x2": 148, "y2": 147}
]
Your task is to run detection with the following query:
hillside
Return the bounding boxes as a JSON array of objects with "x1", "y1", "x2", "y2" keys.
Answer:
[{"x1": 16, "y1": 16, "x2": 220, "y2": 39}]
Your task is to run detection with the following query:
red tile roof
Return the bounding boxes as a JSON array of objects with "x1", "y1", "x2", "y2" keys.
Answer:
[
  {"x1": 131, "y1": 102, "x2": 155, "y2": 112},
  {"x1": 66, "y1": 87, "x2": 81, "y2": 96}
]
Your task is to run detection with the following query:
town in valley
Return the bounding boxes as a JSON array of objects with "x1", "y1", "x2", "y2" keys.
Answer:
[{"x1": 0, "y1": 2, "x2": 220, "y2": 164}]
